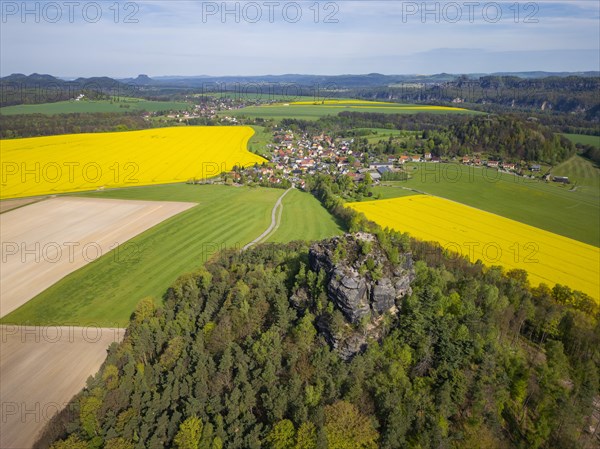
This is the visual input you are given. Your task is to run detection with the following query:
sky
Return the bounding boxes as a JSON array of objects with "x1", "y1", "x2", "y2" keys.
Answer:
[{"x1": 1, "y1": 0, "x2": 599, "y2": 77}]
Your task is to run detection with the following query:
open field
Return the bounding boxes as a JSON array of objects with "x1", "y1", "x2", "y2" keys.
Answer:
[
  {"x1": 1, "y1": 184, "x2": 343, "y2": 327},
  {"x1": 247, "y1": 125, "x2": 274, "y2": 157},
  {"x1": 373, "y1": 163, "x2": 599, "y2": 246},
  {"x1": 0, "y1": 126, "x2": 266, "y2": 199},
  {"x1": 341, "y1": 128, "x2": 420, "y2": 145},
  {"x1": 228, "y1": 100, "x2": 476, "y2": 121},
  {"x1": 0, "y1": 325, "x2": 125, "y2": 449},
  {"x1": 552, "y1": 155, "x2": 600, "y2": 188},
  {"x1": 0, "y1": 98, "x2": 189, "y2": 115},
  {"x1": 349, "y1": 195, "x2": 599, "y2": 300},
  {"x1": 0, "y1": 197, "x2": 195, "y2": 318},
  {"x1": 562, "y1": 133, "x2": 600, "y2": 148},
  {"x1": 266, "y1": 189, "x2": 344, "y2": 243},
  {"x1": 1, "y1": 185, "x2": 279, "y2": 326}
]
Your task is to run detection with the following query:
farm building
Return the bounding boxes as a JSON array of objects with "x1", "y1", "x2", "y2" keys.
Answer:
[{"x1": 553, "y1": 176, "x2": 570, "y2": 184}]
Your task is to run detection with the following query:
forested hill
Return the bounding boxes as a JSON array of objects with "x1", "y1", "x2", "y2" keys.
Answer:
[
  {"x1": 0, "y1": 73, "x2": 135, "y2": 106},
  {"x1": 428, "y1": 115, "x2": 576, "y2": 162},
  {"x1": 283, "y1": 113, "x2": 577, "y2": 163},
  {"x1": 41, "y1": 232, "x2": 599, "y2": 449}
]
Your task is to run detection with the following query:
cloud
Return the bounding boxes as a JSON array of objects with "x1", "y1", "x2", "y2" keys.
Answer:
[{"x1": 1, "y1": 0, "x2": 598, "y2": 76}]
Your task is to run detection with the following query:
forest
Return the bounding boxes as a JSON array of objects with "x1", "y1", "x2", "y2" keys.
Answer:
[{"x1": 40, "y1": 199, "x2": 599, "y2": 448}]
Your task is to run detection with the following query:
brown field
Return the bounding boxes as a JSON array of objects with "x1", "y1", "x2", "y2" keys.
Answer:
[
  {"x1": 0, "y1": 197, "x2": 47, "y2": 214},
  {"x1": 0, "y1": 197, "x2": 195, "y2": 318},
  {"x1": 0, "y1": 325, "x2": 125, "y2": 449}
]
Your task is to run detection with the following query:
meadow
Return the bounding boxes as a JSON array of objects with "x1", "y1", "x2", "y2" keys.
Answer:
[
  {"x1": 1, "y1": 185, "x2": 344, "y2": 326},
  {"x1": 349, "y1": 195, "x2": 599, "y2": 300},
  {"x1": 0, "y1": 126, "x2": 266, "y2": 199},
  {"x1": 552, "y1": 155, "x2": 600, "y2": 189},
  {"x1": 561, "y1": 133, "x2": 600, "y2": 148},
  {"x1": 247, "y1": 125, "x2": 274, "y2": 157},
  {"x1": 374, "y1": 163, "x2": 599, "y2": 246},
  {"x1": 0, "y1": 98, "x2": 189, "y2": 115},
  {"x1": 266, "y1": 188, "x2": 344, "y2": 243},
  {"x1": 228, "y1": 100, "x2": 475, "y2": 121}
]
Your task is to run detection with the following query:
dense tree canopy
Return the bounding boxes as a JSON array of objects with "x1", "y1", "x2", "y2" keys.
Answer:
[{"x1": 40, "y1": 226, "x2": 599, "y2": 449}]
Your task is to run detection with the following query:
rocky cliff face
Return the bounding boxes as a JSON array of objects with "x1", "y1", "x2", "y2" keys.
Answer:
[{"x1": 297, "y1": 232, "x2": 414, "y2": 360}]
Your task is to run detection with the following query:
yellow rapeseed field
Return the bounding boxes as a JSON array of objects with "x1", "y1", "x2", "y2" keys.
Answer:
[
  {"x1": 290, "y1": 100, "x2": 395, "y2": 105},
  {"x1": 349, "y1": 195, "x2": 600, "y2": 300},
  {"x1": 0, "y1": 126, "x2": 266, "y2": 199}
]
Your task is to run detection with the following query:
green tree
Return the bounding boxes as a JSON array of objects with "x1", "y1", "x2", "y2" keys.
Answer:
[
  {"x1": 174, "y1": 416, "x2": 204, "y2": 449},
  {"x1": 266, "y1": 419, "x2": 296, "y2": 449},
  {"x1": 49, "y1": 435, "x2": 88, "y2": 449},
  {"x1": 324, "y1": 401, "x2": 378, "y2": 449},
  {"x1": 295, "y1": 422, "x2": 318, "y2": 449},
  {"x1": 104, "y1": 437, "x2": 135, "y2": 449},
  {"x1": 80, "y1": 395, "x2": 102, "y2": 438}
]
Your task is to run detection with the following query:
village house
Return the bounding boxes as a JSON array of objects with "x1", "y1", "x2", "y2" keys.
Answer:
[
  {"x1": 398, "y1": 155, "x2": 410, "y2": 164},
  {"x1": 369, "y1": 162, "x2": 394, "y2": 170},
  {"x1": 487, "y1": 160, "x2": 499, "y2": 168},
  {"x1": 377, "y1": 166, "x2": 391, "y2": 176}
]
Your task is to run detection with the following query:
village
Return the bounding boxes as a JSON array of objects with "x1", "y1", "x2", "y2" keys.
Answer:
[{"x1": 217, "y1": 128, "x2": 571, "y2": 188}]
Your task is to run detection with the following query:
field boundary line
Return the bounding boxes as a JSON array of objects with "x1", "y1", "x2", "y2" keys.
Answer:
[{"x1": 243, "y1": 188, "x2": 292, "y2": 250}]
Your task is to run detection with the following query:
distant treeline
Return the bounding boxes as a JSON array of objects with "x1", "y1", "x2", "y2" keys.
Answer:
[
  {"x1": 356, "y1": 76, "x2": 600, "y2": 117},
  {"x1": 0, "y1": 113, "x2": 153, "y2": 138},
  {"x1": 581, "y1": 146, "x2": 600, "y2": 165}
]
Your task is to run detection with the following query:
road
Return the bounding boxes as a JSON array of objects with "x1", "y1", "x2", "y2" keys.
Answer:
[{"x1": 243, "y1": 188, "x2": 292, "y2": 250}]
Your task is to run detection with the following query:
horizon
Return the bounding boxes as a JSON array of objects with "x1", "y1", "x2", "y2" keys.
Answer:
[{"x1": 5, "y1": 69, "x2": 600, "y2": 81}]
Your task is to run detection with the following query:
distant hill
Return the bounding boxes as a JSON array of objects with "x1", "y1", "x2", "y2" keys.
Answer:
[
  {"x1": 0, "y1": 73, "x2": 138, "y2": 106},
  {"x1": 118, "y1": 71, "x2": 599, "y2": 88},
  {"x1": 2, "y1": 71, "x2": 598, "y2": 109}
]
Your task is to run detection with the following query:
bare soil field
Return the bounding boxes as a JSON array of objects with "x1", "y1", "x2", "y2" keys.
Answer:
[
  {"x1": 0, "y1": 197, "x2": 195, "y2": 318},
  {"x1": 0, "y1": 325, "x2": 125, "y2": 449}
]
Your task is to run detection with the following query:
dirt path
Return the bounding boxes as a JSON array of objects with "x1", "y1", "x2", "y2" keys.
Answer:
[
  {"x1": 243, "y1": 188, "x2": 292, "y2": 250},
  {"x1": 0, "y1": 325, "x2": 125, "y2": 449}
]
